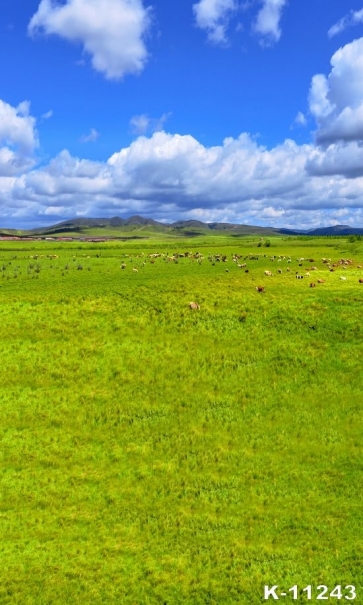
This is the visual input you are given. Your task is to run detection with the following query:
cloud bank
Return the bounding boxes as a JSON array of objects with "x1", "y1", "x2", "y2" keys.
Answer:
[
  {"x1": 1, "y1": 127, "x2": 363, "y2": 229},
  {"x1": 28, "y1": 0, "x2": 151, "y2": 80},
  {"x1": 3, "y1": 37, "x2": 363, "y2": 228}
]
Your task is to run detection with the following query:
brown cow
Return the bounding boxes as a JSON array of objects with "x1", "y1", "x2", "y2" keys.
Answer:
[
  {"x1": 309, "y1": 282, "x2": 316, "y2": 288},
  {"x1": 359, "y1": 279, "x2": 363, "y2": 284},
  {"x1": 255, "y1": 286, "x2": 265, "y2": 293},
  {"x1": 189, "y1": 302, "x2": 200, "y2": 310},
  {"x1": 317, "y1": 279, "x2": 326, "y2": 284}
]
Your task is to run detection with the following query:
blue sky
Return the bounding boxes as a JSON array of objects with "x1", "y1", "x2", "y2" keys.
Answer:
[{"x1": 1, "y1": 0, "x2": 363, "y2": 228}]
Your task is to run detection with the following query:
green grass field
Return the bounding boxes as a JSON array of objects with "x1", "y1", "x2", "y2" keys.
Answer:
[{"x1": 0, "y1": 236, "x2": 362, "y2": 604}]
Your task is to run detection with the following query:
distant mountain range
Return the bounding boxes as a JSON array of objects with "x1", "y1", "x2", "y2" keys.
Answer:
[{"x1": 1, "y1": 216, "x2": 363, "y2": 238}]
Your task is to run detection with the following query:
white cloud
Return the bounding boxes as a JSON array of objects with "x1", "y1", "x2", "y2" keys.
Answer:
[
  {"x1": 28, "y1": 0, "x2": 151, "y2": 80},
  {"x1": 3, "y1": 129, "x2": 363, "y2": 229},
  {"x1": 309, "y1": 37, "x2": 363, "y2": 145},
  {"x1": 41, "y1": 110, "x2": 53, "y2": 119},
  {"x1": 130, "y1": 114, "x2": 150, "y2": 135},
  {"x1": 253, "y1": 0, "x2": 288, "y2": 45},
  {"x1": 0, "y1": 100, "x2": 38, "y2": 176},
  {"x1": 294, "y1": 111, "x2": 307, "y2": 126},
  {"x1": 193, "y1": 0, "x2": 236, "y2": 44},
  {"x1": 81, "y1": 128, "x2": 100, "y2": 142},
  {"x1": 306, "y1": 142, "x2": 363, "y2": 179},
  {"x1": 193, "y1": 0, "x2": 288, "y2": 46},
  {"x1": 129, "y1": 112, "x2": 171, "y2": 135},
  {"x1": 328, "y1": 8, "x2": 363, "y2": 38},
  {"x1": 309, "y1": 74, "x2": 334, "y2": 119},
  {"x1": 6, "y1": 32, "x2": 363, "y2": 229}
]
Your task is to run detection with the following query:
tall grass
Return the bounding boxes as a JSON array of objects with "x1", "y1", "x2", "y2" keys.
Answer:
[{"x1": 0, "y1": 237, "x2": 362, "y2": 603}]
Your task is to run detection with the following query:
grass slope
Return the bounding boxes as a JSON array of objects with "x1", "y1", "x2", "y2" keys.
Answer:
[
  {"x1": 0, "y1": 236, "x2": 362, "y2": 604},
  {"x1": 1, "y1": 217, "x2": 281, "y2": 239}
]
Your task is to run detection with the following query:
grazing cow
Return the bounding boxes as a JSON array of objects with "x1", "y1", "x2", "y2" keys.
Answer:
[
  {"x1": 296, "y1": 275, "x2": 304, "y2": 279},
  {"x1": 189, "y1": 302, "x2": 200, "y2": 310},
  {"x1": 245, "y1": 269, "x2": 249, "y2": 273},
  {"x1": 309, "y1": 282, "x2": 316, "y2": 288},
  {"x1": 256, "y1": 286, "x2": 265, "y2": 293},
  {"x1": 359, "y1": 279, "x2": 363, "y2": 283},
  {"x1": 317, "y1": 279, "x2": 326, "y2": 284},
  {"x1": 278, "y1": 269, "x2": 283, "y2": 274},
  {"x1": 121, "y1": 263, "x2": 126, "y2": 269},
  {"x1": 264, "y1": 270, "x2": 273, "y2": 276},
  {"x1": 133, "y1": 268, "x2": 138, "y2": 273}
]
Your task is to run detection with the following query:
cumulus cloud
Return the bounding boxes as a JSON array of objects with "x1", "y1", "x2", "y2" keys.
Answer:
[
  {"x1": 106, "y1": 132, "x2": 311, "y2": 207},
  {"x1": 129, "y1": 112, "x2": 171, "y2": 135},
  {"x1": 253, "y1": 0, "x2": 288, "y2": 45},
  {"x1": 28, "y1": 0, "x2": 151, "y2": 80},
  {"x1": 193, "y1": 0, "x2": 236, "y2": 44},
  {"x1": 306, "y1": 142, "x2": 363, "y2": 179},
  {"x1": 6, "y1": 32, "x2": 363, "y2": 230},
  {"x1": 81, "y1": 128, "x2": 100, "y2": 142},
  {"x1": 328, "y1": 8, "x2": 363, "y2": 38},
  {"x1": 309, "y1": 37, "x2": 363, "y2": 146},
  {"x1": 0, "y1": 100, "x2": 38, "y2": 176},
  {"x1": 2, "y1": 128, "x2": 363, "y2": 229}
]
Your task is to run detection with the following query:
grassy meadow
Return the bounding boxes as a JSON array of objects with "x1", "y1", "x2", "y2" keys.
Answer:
[{"x1": 0, "y1": 235, "x2": 362, "y2": 604}]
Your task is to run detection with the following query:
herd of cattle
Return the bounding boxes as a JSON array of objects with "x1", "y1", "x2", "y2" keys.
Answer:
[
  {"x1": 118, "y1": 250, "x2": 363, "y2": 309},
  {"x1": 258, "y1": 254, "x2": 363, "y2": 291}
]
